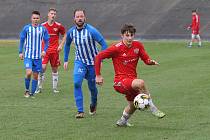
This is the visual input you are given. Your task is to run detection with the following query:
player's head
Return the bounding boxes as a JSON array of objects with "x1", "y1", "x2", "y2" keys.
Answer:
[
  {"x1": 73, "y1": 9, "x2": 86, "y2": 28},
  {"x1": 48, "y1": 8, "x2": 57, "y2": 21},
  {"x1": 31, "y1": 10, "x2": 40, "y2": 26},
  {"x1": 121, "y1": 23, "x2": 136, "y2": 46},
  {"x1": 192, "y1": 9, "x2": 197, "y2": 15}
]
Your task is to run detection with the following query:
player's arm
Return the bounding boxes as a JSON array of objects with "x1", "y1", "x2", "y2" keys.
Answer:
[
  {"x1": 187, "y1": 18, "x2": 193, "y2": 30},
  {"x1": 63, "y1": 30, "x2": 72, "y2": 70},
  {"x1": 94, "y1": 46, "x2": 117, "y2": 85},
  {"x1": 57, "y1": 33, "x2": 67, "y2": 52},
  {"x1": 57, "y1": 25, "x2": 67, "y2": 52},
  {"x1": 187, "y1": 25, "x2": 191, "y2": 30},
  {"x1": 90, "y1": 27, "x2": 108, "y2": 51},
  {"x1": 139, "y1": 43, "x2": 159, "y2": 65},
  {"x1": 42, "y1": 28, "x2": 50, "y2": 57},
  {"x1": 19, "y1": 26, "x2": 27, "y2": 60}
]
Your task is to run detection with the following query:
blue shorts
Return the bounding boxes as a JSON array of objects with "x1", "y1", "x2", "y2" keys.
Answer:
[
  {"x1": 73, "y1": 60, "x2": 95, "y2": 81},
  {"x1": 24, "y1": 58, "x2": 42, "y2": 72}
]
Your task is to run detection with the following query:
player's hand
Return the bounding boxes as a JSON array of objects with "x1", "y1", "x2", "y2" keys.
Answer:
[
  {"x1": 96, "y1": 75, "x2": 104, "y2": 86},
  {"x1": 63, "y1": 62, "x2": 68, "y2": 70},
  {"x1": 149, "y1": 60, "x2": 159, "y2": 65},
  {"x1": 41, "y1": 51, "x2": 46, "y2": 58},
  {"x1": 187, "y1": 26, "x2": 191, "y2": 30},
  {"x1": 19, "y1": 53, "x2": 23, "y2": 60},
  {"x1": 57, "y1": 45, "x2": 62, "y2": 52}
]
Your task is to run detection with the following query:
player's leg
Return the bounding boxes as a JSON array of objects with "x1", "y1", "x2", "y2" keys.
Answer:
[
  {"x1": 31, "y1": 72, "x2": 39, "y2": 97},
  {"x1": 116, "y1": 101, "x2": 136, "y2": 127},
  {"x1": 51, "y1": 52, "x2": 60, "y2": 93},
  {"x1": 73, "y1": 61, "x2": 86, "y2": 118},
  {"x1": 188, "y1": 34, "x2": 195, "y2": 47},
  {"x1": 31, "y1": 59, "x2": 42, "y2": 97},
  {"x1": 131, "y1": 79, "x2": 165, "y2": 118},
  {"x1": 114, "y1": 78, "x2": 136, "y2": 126},
  {"x1": 52, "y1": 67, "x2": 59, "y2": 93},
  {"x1": 196, "y1": 34, "x2": 202, "y2": 47},
  {"x1": 86, "y1": 65, "x2": 98, "y2": 115},
  {"x1": 36, "y1": 53, "x2": 49, "y2": 93},
  {"x1": 24, "y1": 58, "x2": 33, "y2": 97},
  {"x1": 36, "y1": 64, "x2": 47, "y2": 93}
]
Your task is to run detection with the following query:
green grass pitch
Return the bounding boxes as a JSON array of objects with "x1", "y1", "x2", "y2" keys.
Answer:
[{"x1": 0, "y1": 40, "x2": 210, "y2": 140}]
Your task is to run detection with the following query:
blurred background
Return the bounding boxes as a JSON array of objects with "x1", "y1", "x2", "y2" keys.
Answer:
[{"x1": 1, "y1": 0, "x2": 210, "y2": 39}]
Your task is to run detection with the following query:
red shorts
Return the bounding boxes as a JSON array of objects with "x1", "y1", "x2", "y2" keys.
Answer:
[
  {"x1": 192, "y1": 30, "x2": 199, "y2": 35},
  {"x1": 113, "y1": 78, "x2": 139, "y2": 101},
  {"x1": 42, "y1": 52, "x2": 61, "y2": 67}
]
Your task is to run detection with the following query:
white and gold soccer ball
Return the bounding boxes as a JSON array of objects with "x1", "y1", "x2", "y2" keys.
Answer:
[{"x1": 133, "y1": 94, "x2": 150, "y2": 110}]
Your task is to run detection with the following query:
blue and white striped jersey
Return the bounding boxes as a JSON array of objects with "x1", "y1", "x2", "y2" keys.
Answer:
[
  {"x1": 64, "y1": 23, "x2": 107, "y2": 65},
  {"x1": 19, "y1": 24, "x2": 49, "y2": 59}
]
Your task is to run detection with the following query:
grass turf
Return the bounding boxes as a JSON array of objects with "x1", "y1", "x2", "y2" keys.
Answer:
[{"x1": 0, "y1": 40, "x2": 210, "y2": 140}]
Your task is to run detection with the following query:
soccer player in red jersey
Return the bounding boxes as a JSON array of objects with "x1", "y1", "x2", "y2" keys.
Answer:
[
  {"x1": 94, "y1": 24, "x2": 165, "y2": 126},
  {"x1": 187, "y1": 9, "x2": 201, "y2": 47},
  {"x1": 36, "y1": 8, "x2": 66, "y2": 94}
]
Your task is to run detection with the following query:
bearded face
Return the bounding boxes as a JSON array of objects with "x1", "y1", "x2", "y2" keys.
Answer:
[{"x1": 74, "y1": 11, "x2": 86, "y2": 28}]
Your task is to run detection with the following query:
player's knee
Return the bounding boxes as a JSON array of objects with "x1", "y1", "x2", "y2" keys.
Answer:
[
  {"x1": 74, "y1": 81, "x2": 82, "y2": 89},
  {"x1": 33, "y1": 72, "x2": 39, "y2": 80},
  {"x1": 139, "y1": 79, "x2": 145, "y2": 86},
  {"x1": 52, "y1": 67, "x2": 58, "y2": 73},
  {"x1": 26, "y1": 70, "x2": 32, "y2": 77},
  {"x1": 88, "y1": 83, "x2": 97, "y2": 91},
  {"x1": 135, "y1": 79, "x2": 145, "y2": 88}
]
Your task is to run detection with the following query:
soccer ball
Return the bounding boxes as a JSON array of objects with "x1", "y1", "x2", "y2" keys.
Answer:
[{"x1": 133, "y1": 94, "x2": 150, "y2": 110}]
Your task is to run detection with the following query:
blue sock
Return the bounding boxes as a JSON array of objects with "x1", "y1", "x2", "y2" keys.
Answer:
[
  {"x1": 88, "y1": 81, "x2": 98, "y2": 107},
  {"x1": 31, "y1": 79, "x2": 38, "y2": 95},
  {"x1": 25, "y1": 78, "x2": 31, "y2": 91}
]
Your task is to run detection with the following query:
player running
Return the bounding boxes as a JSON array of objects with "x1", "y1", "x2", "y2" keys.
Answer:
[
  {"x1": 36, "y1": 8, "x2": 66, "y2": 94},
  {"x1": 64, "y1": 9, "x2": 107, "y2": 118},
  {"x1": 94, "y1": 24, "x2": 165, "y2": 126}
]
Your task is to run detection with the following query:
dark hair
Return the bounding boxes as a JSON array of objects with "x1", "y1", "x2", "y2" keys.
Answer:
[
  {"x1": 192, "y1": 9, "x2": 197, "y2": 13},
  {"x1": 32, "y1": 10, "x2": 40, "y2": 16},
  {"x1": 49, "y1": 8, "x2": 57, "y2": 12},
  {"x1": 121, "y1": 23, "x2": 136, "y2": 34},
  {"x1": 73, "y1": 9, "x2": 86, "y2": 17}
]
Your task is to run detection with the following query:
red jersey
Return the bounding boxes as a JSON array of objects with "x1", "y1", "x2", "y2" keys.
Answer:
[
  {"x1": 189, "y1": 14, "x2": 200, "y2": 34},
  {"x1": 95, "y1": 41, "x2": 151, "y2": 80},
  {"x1": 42, "y1": 22, "x2": 65, "y2": 53}
]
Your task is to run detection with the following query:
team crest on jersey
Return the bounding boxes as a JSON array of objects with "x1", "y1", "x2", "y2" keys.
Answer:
[
  {"x1": 134, "y1": 48, "x2": 139, "y2": 54},
  {"x1": 53, "y1": 28, "x2": 58, "y2": 32},
  {"x1": 122, "y1": 53, "x2": 126, "y2": 57},
  {"x1": 123, "y1": 61, "x2": 128, "y2": 65},
  {"x1": 82, "y1": 35, "x2": 87, "y2": 39}
]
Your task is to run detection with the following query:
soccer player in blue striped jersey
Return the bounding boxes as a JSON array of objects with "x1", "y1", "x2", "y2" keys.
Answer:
[
  {"x1": 64, "y1": 9, "x2": 107, "y2": 118},
  {"x1": 19, "y1": 11, "x2": 49, "y2": 98}
]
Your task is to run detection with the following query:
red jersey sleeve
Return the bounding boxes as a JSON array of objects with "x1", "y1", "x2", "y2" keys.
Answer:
[
  {"x1": 59, "y1": 24, "x2": 66, "y2": 35},
  {"x1": 94, "y1": 45, "x2": 118, "y2": 75},
  {"x1": 41, "y1": 40, "x2": 45, "y2": 51},
  {"x1": 137, "y1": 42, "x2": 151, "y2": 64}
]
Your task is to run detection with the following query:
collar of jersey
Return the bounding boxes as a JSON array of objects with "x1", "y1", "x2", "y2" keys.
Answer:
[{"x1": 76, "y1": 23, "x2": 87, "y2": 30}]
